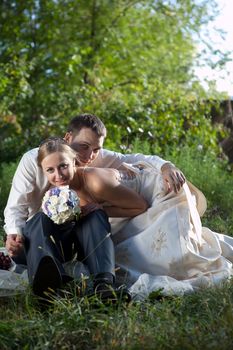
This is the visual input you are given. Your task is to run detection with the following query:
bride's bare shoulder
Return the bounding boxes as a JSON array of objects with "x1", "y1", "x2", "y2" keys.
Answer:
[
  {"x1": 79, "y1": 167, "x2": 116, "y2": 176},
  {"x1": 78, "y1": 167, "x2": 118, "y2": 189}
]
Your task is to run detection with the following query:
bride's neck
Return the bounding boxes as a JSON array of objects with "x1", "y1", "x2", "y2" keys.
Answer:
[{"x1": 70, "y1": 167, "x2": 85, "y2": 191}]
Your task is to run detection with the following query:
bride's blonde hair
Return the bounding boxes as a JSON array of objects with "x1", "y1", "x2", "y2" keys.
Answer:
[{"x1": 37, "y1": 137, "x2": 77, "y2": 166}]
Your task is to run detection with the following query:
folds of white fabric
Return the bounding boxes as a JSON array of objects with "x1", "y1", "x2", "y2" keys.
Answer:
[{"x1": 110, "y1": 164, "x2": 233, "y2": 298}]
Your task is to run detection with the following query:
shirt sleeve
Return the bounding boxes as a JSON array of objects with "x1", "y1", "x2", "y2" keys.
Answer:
[
  {"x1": 3, "y1": 149, "x2": 39, "y2": 235},
  {"x1": 92, "y1": 149, "x2": 171, "y2": 171}
]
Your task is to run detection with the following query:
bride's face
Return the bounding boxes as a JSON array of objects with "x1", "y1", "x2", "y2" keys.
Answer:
[{"x1": 41, "y1": 151, "x2": 75, "y2": 187}]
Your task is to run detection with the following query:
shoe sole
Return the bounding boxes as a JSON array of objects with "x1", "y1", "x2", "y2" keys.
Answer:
[{"x1": 32, "y1": 256, "x2": 62, "y2": 298}]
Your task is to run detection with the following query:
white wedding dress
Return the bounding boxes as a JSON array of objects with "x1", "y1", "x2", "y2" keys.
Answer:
[{"x1": 109, "y1": 162, "x2": 233, "y2": 299}]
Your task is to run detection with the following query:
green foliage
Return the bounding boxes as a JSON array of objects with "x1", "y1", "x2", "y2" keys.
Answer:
[
  {"x1": 0, "y1": 0, "x2": 228, "y2": 162},
  {"x1": 0, "y1": 162, "x2": 18, "y2": 238},
  {"x1": 103, "y1": 86, "x2": 228, "y2": 158}
]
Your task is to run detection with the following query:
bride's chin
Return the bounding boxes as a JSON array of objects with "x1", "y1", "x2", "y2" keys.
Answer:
[{"x1": 56, "y1": 181, "x2": 69, "y2": 186}]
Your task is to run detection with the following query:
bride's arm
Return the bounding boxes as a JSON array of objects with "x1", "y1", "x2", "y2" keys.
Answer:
[{"x1": 85, "y1": 168, "x2": 148, "y2": 217}]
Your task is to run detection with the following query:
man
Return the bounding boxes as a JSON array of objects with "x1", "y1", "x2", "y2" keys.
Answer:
[
  {"x1": 5, "y1": 113, "x2": 185, "y2": 254},
  {"x1": 4, "y1": 113, "x2": 185, "y2": 298}
]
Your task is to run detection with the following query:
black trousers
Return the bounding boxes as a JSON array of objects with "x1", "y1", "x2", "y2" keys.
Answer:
[{"x1": 23, "y1": 210, "x2": 115, "y2": 284}]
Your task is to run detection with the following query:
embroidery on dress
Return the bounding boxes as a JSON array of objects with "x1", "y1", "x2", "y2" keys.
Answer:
[{"x1": 151, "y1": 228, "x2": 168, "y2": 256}]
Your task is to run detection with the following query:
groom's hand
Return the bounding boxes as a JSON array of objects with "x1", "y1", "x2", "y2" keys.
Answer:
[
  {"x1": 5, "y1": 234, "x2": 24, "y2": 257},
  {"x1": 161, "y1": 163, "x2": 185, "y2": 194}
]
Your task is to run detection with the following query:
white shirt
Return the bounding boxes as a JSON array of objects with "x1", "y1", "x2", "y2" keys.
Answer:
[{"x1": 4, "y1": 148, "x2": 169, "y2": 235}]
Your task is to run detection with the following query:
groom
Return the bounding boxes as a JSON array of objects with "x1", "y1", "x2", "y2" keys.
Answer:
[{"x1": 4, "y1": 113, "x2": 185, "y2": 298}]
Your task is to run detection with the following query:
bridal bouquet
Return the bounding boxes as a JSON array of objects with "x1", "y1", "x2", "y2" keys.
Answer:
[{"x1": 42, "y1": 186, "x2": 81, "y2": 224}]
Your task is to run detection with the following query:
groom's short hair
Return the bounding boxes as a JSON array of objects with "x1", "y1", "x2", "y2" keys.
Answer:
[{"x1": 67, "y1": 114, "x2": 107, "y2": 137}]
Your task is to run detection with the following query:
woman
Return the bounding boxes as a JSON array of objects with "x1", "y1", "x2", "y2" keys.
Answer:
[
  {"x1": 25, "y1": 136, "x2": 147, "y2": 302},
  {"x1": 38, "y1": 137, "x2": 233, "y2": 298},
  {"x1": 38, "y1": 138, "x2": 149, "y2": 217}
]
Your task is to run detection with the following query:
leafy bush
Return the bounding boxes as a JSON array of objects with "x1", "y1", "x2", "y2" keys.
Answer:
[
  {"x1": 102, "y1": 87, "x2": 227, "y2": 158},
  {"x1": 0, "y1": 0, "x2": 229, "y2": 162}
]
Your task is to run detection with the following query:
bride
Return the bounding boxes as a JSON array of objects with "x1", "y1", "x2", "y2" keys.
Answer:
[{"x1": 38, "y1": 137, "x2": 233, "y2": 298}]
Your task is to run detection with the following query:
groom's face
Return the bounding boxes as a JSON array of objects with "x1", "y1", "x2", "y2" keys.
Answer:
[{"x1": 64, "y1": 127, "x2": 105, "y2": 166}]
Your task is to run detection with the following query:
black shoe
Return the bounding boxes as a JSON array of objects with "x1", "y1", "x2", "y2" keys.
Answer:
[
  {"x1": 62, "y1": 274, "x2": 74, "y2": 284},
  {"x1": 93, "y1": 283, "x2": 131, "y2": 304},
  {"x1": 32, "y1": 256, "x2": 62, "y2": 299}
]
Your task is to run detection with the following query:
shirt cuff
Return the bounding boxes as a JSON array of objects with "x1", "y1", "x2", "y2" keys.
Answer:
[
  {"x1": 4, "y1": 225, "x2": 23, "y2": 235},
  {"x1": 159, "y1": 160, "x2": 174, "y2": 171}
]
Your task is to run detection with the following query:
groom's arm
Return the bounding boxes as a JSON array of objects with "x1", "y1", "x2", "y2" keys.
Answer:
[
  {"x1": 4, "y1": 148, "x2": 47, "y2": 256},
  {"x1": 92, "y1": 149, "x2": 167, "y2": 170},
  {"x1": 4, "y1": 149, "x2": 38, "y2": 236},
  {"x1": 92, "y1": 149, "x2": 185, "y2": 193}
]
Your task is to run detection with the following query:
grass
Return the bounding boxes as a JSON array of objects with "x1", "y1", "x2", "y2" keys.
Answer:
[
  {"x1": 0, "y1": 280, "x2": 232, "y2": 349},
  {"x1": 0, "y1": 145, "x2": 233, "y2": 349}
]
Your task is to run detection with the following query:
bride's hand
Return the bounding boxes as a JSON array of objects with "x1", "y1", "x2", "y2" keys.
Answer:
[{"x1": 80, "y1": 202, "x2": 104, "y2": 217}]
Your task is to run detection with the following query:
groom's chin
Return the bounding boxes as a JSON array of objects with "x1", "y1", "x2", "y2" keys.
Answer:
[{"x1": 79, "y1": 160, "x2": 92, "y2": 166}]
